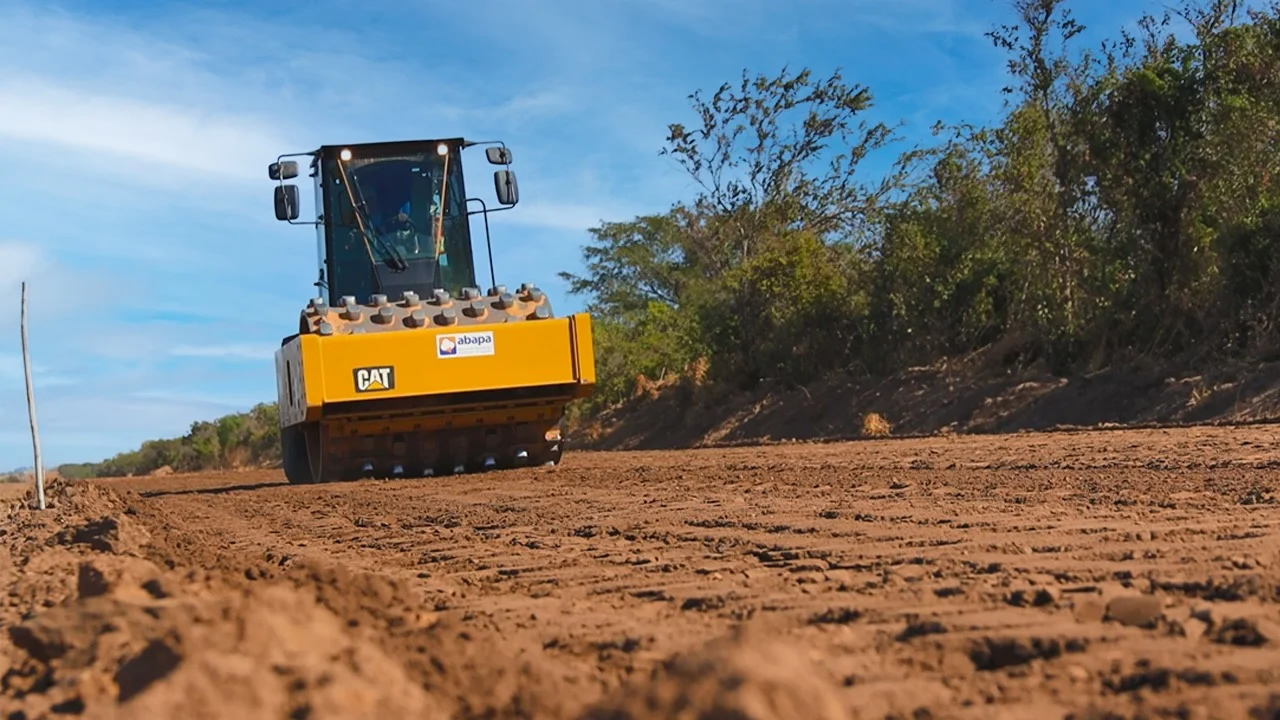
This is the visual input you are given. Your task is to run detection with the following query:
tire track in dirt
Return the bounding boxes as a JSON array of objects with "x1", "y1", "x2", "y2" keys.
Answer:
[{"x1": 5, "y1": 425, "x2": 1280, "y2": 718}]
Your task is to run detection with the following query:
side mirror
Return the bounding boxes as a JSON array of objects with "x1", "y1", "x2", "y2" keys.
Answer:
[
  {"x1": 275, "y1": 185, "x2": 300, "y2": 221},
  {"x1": 494, "y1": 170, "x2": 519, "y2": 206},
  {"x1": 486, "y1": 147, "x2": 513, "y2": 165},
  {"x1": 270, "y1": 161, "x2": 299, "y2": 180}
]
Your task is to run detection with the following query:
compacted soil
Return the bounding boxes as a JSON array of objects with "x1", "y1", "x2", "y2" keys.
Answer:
[{"x1": 3, "y1": 425, "x2": 1280, "y2": 719}]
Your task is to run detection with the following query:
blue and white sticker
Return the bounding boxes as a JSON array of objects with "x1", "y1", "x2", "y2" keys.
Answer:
[{"x1": 437, "y1": 331, "x2": 495, "y2": 358}]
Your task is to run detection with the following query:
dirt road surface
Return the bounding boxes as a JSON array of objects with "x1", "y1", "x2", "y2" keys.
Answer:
[{"x1": 4, "y1": 425, "x2": 1280, "y2": 719}]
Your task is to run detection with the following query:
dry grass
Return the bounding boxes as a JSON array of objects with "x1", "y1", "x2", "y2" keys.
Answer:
[
  {"x1": 632, "y1": 373, "x2": 662, "y2": 400},
  {"x1": 686, "y1": 356, "x2": 710, "y2": 386},
  {"x1": 861, "y1": 412, "x2": 892, "y2": 437},
  {"x1": 224, "y1": 444, "x2": 255, "y2": 469}
]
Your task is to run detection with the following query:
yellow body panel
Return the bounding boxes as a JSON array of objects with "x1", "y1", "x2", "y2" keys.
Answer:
[
  {"x1": 569, "y1": 312, "x2": 596, "y2": 390},
  {"x1": 275, "y1": 313, "x2": 595, "y2": 428}
]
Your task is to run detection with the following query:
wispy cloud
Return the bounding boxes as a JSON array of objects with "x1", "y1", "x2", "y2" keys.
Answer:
[
  {"x1": 0, "y1": 240, "x2": 122, "y2": 333},
  {"x1": 169, "y1": 344, "x2": 276, "y2": 361},
  {"x1": 496, "y1": 89, "x2": 579, "y2": 118},
  {"x1": 502, "y1": 200, "x2": 649, "y2": 233},
  {"x1": 0, "y1": 76, "x2": 284, "y2": 182},
  {"x1": 0, "y1": 353, "x2": 78, "y2": 390},
  {"x1": 842, "y1": 0, "x2": 992, "y2": 37},
  {"x1": 131, "y1": 389, "x2": 267, "y2": 409},
  {"x1": 0, "y1": 241, "x2": 41, "y2": 292}
]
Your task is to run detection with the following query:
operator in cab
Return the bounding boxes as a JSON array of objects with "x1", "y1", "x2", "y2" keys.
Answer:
[{"x1": 360, "y1": 183, "x2": 421, "y2": 256}]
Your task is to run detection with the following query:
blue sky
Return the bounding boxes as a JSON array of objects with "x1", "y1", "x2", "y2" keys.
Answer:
[{"x1": 0, "y1": 0, "x2": 1179, "y2": 469}]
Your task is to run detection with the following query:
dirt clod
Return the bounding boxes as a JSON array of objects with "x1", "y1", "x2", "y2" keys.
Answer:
[
  {"x1": 1212, "y1": 618, "x2": 1278, "y2": 647},
  {"x1": 1105, "y1": 595, "x2": 1165, "y2": 628},
  {"x1": 968, "y1": 636, "x2": 1064, "y2": 671},
  {"x1": 578, "y1": 632, "x2": 846, "y2": 720},
  {"x1": 1009, "y1": 587, "x2": 1059, "y2": 608}
]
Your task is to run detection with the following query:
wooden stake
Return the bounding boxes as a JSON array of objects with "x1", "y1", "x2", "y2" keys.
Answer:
[{"x1": 21, "y1": 282, "x2": 46, "y2": 510}]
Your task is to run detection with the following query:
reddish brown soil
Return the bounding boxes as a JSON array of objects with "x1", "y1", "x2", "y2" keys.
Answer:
[{"x1": 4, "y1": 425, "x2": 1280, "y2": 719}]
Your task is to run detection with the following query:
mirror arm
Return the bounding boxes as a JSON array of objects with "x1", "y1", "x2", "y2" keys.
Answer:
[
  {"x1": 464, "y1": 139, "x2": 514, "y2": 166},
  {"x1": 467, "y1": 204, "x2": 514, "y2": 217},
  {"x1": 271, "y1": 150, "x2": 317, "y2": 178}
]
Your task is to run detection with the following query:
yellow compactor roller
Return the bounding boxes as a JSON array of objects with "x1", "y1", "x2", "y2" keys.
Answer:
[{"x1": 268, "y1": 138, "x2": 595, "y2": 483}]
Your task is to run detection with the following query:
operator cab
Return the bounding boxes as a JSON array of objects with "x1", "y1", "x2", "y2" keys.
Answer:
[{"x1": 269, "y1": 138, "x2": 519, "y2": 306}]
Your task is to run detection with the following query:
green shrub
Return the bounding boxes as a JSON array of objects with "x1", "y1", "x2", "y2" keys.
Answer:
[{"x1": 65, "y1": 402, "x2": 282, "y2": 478}]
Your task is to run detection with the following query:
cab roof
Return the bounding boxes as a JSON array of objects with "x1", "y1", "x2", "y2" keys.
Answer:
[{"x1": 315, "y1": 138, "x2": 469, "y2": 157}]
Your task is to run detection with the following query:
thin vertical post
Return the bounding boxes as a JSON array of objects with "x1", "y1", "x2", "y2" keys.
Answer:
[{"x1": 21, "y1": 282, "x2": 46, "y2": 510}]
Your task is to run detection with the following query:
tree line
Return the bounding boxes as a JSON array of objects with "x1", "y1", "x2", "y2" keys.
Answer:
[
  {"x1": 59, "y1": 403, "x2": 281, "y2": 478},
  {"x1": 564, "y1": 0, "x2": 1280, "y2": 415},
  {"x1": 62, "y1": 0, "x2": 1280, "y2": 476}
]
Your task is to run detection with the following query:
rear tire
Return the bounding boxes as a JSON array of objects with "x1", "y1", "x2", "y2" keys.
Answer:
[
  {"x1": 303, "y1": 421, "x2": 348, "y2": 483},
  {"x1": 542, "y1": 438, "x2": 563, "y2": 467},
  {"x1": 281, "y1": 423, "x2": 313, "y2": 484},
  {"x1": 283, "y1": 421, "x2": 343, "y2": 483}
]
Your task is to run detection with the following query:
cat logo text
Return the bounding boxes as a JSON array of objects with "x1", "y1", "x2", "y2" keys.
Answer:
[{"x1": 353, "y1": 366, "x2": 395, "y2": 393}]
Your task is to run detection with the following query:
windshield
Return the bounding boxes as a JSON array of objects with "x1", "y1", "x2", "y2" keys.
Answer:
[{"x1": 323, "y1": 147, "x2": 474, "y2": 302}]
